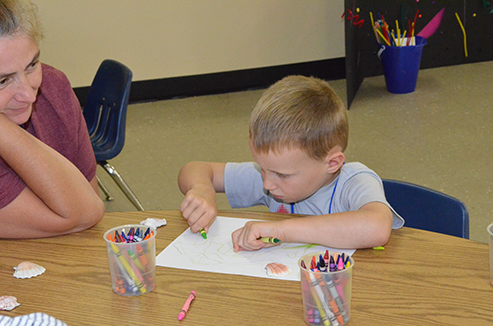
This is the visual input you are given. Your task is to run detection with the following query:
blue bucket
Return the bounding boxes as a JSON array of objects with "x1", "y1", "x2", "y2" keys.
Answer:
[{"x1": 378, "y1": 36, "x2": 427, "y2": 94}]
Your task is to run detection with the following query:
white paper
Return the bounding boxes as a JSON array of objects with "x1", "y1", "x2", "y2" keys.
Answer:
[{"x1": 156, "y1": 216, "x2": 355, "y2": 281}]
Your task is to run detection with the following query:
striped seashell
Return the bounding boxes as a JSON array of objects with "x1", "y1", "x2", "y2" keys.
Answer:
[
  {"x1": 0, "y1": 296, "x2": 21, "y2": 311},
  {"x1": 13, "y1": 261, "x2": 46, "y2": 279},
  {"x1": 265, "y1": 262, "x2": 292, "y2": 277}
]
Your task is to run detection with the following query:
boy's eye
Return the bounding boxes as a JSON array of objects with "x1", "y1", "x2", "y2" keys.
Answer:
[{"x1": 276, "y1": 173, "x2": 289, "y2": 179}]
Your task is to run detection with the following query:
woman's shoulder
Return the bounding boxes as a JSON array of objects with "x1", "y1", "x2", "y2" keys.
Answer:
[
  {"x1": 40, "y1": 63, "x2": 72, "y2": 88},
  {"x1": 37, "y1": 63, "x2": 78, "y2": 108}
]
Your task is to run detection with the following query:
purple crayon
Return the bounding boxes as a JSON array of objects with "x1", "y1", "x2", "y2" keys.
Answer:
[{"x1": 329, "y1": 255, "x2": 337, "y2": 272}]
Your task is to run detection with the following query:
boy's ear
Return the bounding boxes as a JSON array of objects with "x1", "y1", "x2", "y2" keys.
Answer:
[{"x1": 325, "y1": 150, "x2": 345, "y2": 174}]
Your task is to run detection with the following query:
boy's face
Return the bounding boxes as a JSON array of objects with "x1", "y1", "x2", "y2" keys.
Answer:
[{"x1": 250, "y1": 141, "x2": 337, "y2": 203}]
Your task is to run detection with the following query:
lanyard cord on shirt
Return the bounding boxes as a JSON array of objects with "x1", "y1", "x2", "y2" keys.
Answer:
[{"x1": 290, "y1": 176, "x2": 340, "y2": 215}]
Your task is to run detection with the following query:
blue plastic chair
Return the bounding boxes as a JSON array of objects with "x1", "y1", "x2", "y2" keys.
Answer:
[
  {"x1": 382, "y1": 179, "x2": 469, "y2": 238},
  {"x1": 83, "y1": 59, "x2": 144, "y2": 211}
]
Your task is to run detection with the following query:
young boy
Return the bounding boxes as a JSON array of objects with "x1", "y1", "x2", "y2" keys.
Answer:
[{"x1": 178, "y1": 75, "x2": 404, "y2": 251}]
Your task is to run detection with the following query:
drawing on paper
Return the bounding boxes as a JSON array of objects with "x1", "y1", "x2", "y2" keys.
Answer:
[{"x1": 156, "y1": 216, "x2": 355, "y2": 281}]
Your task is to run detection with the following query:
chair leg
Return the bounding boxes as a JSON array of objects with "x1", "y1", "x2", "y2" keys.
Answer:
[
  {"x1": 100, "y1": 162, "x2": 145, "y2": 211},
  {"x1": 97, "y1": 175, "x2": 114, "y2": 201}
]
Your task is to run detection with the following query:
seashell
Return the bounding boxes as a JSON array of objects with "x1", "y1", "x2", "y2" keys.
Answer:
[
  {"x1": 13, "y1": 261, "x2": 46, "y2": 279},
  {"x1": 140, "y1": 218, "x2": 167, "y2": 228},
  {"x1": 265, "y1": 262, "x2": 292, "y2": 277},
  {"x1": 0, "y1": 296, "x2": 21, "y2": 311}
]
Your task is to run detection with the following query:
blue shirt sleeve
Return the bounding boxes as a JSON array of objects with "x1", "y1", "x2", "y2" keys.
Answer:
[{"x1": 224, "y1": 162, "x2": 269, "y2": 208}]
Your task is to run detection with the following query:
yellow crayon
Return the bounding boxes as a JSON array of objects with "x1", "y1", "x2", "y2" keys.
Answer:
[
  {"x1": 260, "y1": 237, "x2": 280, "y2": 244},
  {"x1": 307, "y1": 273, "x2": 331, "y2": 326},
  {"x1": 127, "y1": 249, "x2": 144, "y2": 271},
  {"x1": 110, "y1": 243, "x2": 146, "y2": 294}
]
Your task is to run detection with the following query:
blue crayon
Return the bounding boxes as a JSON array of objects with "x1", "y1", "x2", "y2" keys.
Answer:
[{"x1": 319, "y1": 258, "x2": 327, "y2": 273}]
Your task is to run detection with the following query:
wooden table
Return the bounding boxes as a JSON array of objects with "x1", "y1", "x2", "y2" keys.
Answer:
[{"x1": 1, "y1": 210, "x2": 492, "y2": 325}]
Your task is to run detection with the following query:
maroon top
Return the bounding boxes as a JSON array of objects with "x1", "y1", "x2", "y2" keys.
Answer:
[{"x1": 0, "y1": 64, "x2": 96, "y2": 208}]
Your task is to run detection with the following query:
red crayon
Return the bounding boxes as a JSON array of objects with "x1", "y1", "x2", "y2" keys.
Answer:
[{"x1": 310, "y1": 256, "x2": 317, "y2": 271}]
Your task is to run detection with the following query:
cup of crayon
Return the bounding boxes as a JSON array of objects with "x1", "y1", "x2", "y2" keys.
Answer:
[
  {"x1": 104, "y1": 224, "x2": 157, "y2": 296},
  {"x1": 487, "y1": 223, "x2": 493, "y2": 287},
  {"x1": 299, "y1": 251, "x2": 354, "y2": 326}
]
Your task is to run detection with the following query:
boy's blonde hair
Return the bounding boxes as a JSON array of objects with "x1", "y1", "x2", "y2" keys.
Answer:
[
  {"x1": 0, "y1": 0, "x2": 43, "y2": 44},
  {"x1": 249, "y1": 75, "x2": 348, "y2": 161}
]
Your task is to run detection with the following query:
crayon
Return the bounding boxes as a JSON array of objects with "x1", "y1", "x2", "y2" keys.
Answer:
[
  {"x1": 311, "y1": 256, "x2": 318, "y2": 271},
  {"x1": 128, "y1": 249, "x2": 144, "y2": 271},
  {"x1": 178, "y1": 291, "x2": 197, "y2": 321},
  {"x1": 113, "y1": 257, "x2": 139, "y2": 294},
  {"x1": 125, "y1": 250, "x2": 146, "y2": 287},
  {"x1": 308, "y1": 272, "x2": 335, "y2": 326},
  {"x1": 300, "y1": 263, "x2": 315, "y2": 324},
  {"x1": 323, "y1": 271, "x2": 349, "y2": 323},
  {"x1": 199, "y1": 228, "x2": 207, "y2": 239},
  {"x1": 127, "y1": 228, "x2": 135, "y2": 242},
  {"x1": 136, "y1": 244, "x2": 150, "y2": 272},
  {"x1": 314, "y1": 272, "x2": 343, "y2": 325},
  {"x1": 337, "y1": 255, "x2": 345, "y2": 271},
  {"x1": 113, "y1": 275, "x2": 126, "y2": 294},
  {"x1": 110, "y1": 243, "x2": 147, "y2": 294},
  {"x1": 259, "y1": 237, "x2": 280, "y2": 244},
  {"x1": 329, "y1": 255, "x2": 336, "y2": 272}
]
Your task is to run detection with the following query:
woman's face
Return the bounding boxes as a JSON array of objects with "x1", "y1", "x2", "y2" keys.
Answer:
[{"x1": 0, "y1": 33, "x2": 42, "y2": 125}]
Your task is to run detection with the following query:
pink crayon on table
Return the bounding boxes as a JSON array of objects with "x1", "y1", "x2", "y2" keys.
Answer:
[{"x1": 178, "y1": 290, "x2": 197, "y2": 321}]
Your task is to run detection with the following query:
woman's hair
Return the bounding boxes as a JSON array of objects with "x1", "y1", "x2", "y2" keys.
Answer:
[
  {"x1": 0, "y1": 0, "x2": 43, "y2": 43},
  {"x1": 250, "y1": 75, "x2": 348, "y2": 161}
]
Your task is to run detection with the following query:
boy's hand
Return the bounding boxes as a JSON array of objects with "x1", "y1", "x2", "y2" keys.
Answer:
[
  {"x1": 180, "y1": 184, "x2": 218, "y2": 234},
  {"x1": 231, "y1": 221, "x2": 281, "y2": 252}
]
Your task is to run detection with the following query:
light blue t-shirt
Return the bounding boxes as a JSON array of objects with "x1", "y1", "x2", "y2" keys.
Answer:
[{"x1": 224, "y1": 162, "x2": 404, "y2": 229}]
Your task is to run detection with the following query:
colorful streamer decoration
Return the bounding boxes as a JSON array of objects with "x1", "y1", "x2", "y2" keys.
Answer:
[
  {"x1": 455, "y1": 12, "x2": 468, "y2": 58},
  {"x1": 342, "y1": 9, "x2": 364, "y2": 28}
]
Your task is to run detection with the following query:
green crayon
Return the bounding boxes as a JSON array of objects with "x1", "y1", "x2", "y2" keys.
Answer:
[{"x1": 260, "y1": 237, "x2": 280, "y2": 244}]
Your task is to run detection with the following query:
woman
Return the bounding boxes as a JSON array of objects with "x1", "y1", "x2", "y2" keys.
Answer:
[{"x1": 0, "y1": 0, "x2": 104, "y2": 238}]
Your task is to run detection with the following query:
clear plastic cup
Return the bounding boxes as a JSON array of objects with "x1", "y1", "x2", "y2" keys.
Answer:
[
  {"x1": 299, "y1": 252, "x2": 354, "y2": 325},
  {"x1": 104, "y1": 224, "x2": 156, "y2": 296},
  {"x1": 487, "y1": 223, "x2": 493, "y2": 287}
]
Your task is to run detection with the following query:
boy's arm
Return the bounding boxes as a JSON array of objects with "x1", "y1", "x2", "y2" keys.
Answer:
[
  {"x1": 0, "y1": 115, "x2": 105, "y2": 239},
  {"x1": 232, "y1": 202, "x2": 393, "y2": 251},
  {"x1": 178, "y1": 161, "x2": 226, "y2": 233}
]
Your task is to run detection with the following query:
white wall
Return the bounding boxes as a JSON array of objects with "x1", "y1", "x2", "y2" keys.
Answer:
[{"x1": 36, "y1": 0, "x2": 344, "y2": 87}]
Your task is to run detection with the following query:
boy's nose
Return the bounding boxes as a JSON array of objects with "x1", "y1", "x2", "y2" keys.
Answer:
[{"x1": 263, "y1": 175, "x2": 277, "y2": 191}]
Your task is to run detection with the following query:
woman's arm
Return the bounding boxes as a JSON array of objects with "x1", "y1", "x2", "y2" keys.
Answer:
[{"x1": 0, "y1": 114, "x2": 104, "y2": 238}]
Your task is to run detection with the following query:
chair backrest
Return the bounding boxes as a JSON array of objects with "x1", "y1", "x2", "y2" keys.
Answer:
[
  {"x1": 382, "y1": 179, "x2": 469, "y2": 239},
  {"x1": 83, "y1": 59, "x2": 132, "y2": 161}
]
